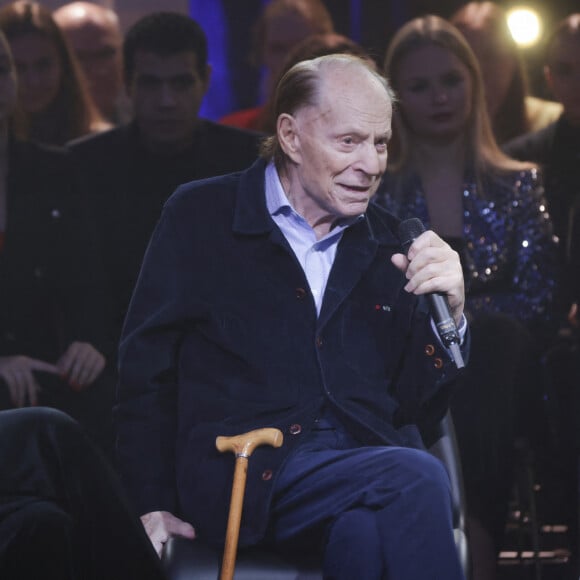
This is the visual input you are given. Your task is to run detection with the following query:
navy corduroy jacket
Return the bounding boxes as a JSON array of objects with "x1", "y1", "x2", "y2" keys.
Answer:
[{"x1": 116, "y1": 158, "x2": 466, "y2": 547}]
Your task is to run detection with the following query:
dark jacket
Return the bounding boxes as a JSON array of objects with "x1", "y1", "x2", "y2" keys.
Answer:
[
  {"x1": 0, "y1": 139, "x2": 104, "y2": 362},
  {"x1": 69, "y1": 120, "x2": 263, "y2": 342},
  {"x1": 0, "y1": 139, "x2": 112, "y2": 448},
  {"x1": 116, "y1": 159, "x2": 466, "y2": 548},
  {"x1": 503, "y1": 117, "x2": 580, "y2": 243}
]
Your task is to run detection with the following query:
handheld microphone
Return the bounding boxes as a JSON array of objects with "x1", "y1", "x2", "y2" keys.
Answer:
[{"x1": 398, "y1": 218, "x2": 465, "y2": 369}]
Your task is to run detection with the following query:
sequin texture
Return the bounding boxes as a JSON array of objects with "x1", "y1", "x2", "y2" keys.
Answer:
[{"x1": 374, "y1": 169, "x2": 558, "y2": 324}]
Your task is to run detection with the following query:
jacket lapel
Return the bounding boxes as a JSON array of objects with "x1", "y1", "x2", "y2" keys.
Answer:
[
  {"x1": 318, "y1": 217, "x2": 377, "y2": 329},
  {"x1": 232, "y1": 162, "x2": 402, "y2": 326}
]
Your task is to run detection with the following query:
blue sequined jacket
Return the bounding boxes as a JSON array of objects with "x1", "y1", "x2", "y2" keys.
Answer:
[{"x1": 374, "y1": 168, "x2": 558, "y2": 326}]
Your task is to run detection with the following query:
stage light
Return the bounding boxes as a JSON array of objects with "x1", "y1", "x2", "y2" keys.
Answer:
[{"x1": 507, "y1": 7, "x2": 542, "y2": 47}]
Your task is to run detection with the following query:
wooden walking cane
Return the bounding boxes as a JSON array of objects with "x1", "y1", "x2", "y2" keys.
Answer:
[{"x1": 216, "y1": 427, "x2": 283, "y2": 580}]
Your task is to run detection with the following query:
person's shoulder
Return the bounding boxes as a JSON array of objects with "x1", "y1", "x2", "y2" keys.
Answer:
[
  {"x1": 14, "y1": 137, "x2": 66, "y2": 159},
  {"x1": 166, "y1": 160, "x2": 258, "y2": 213},
  {"x1": 11, "y1": 138, "x2": 71, "y2": 174},
  {"x1": 10, "y1": 140, "x2": 83, "y2": 206},
  {"x1": 525, "y1": 96, "x2": 563, "y2": 133},
  {"x1": 516, "y1": 166, "x2": 543, "y2": 192},
  {"x1": 489, "y1": 165, "x2": 543, "y2": 200},
  {"x1": 199, "y1": 119, "x2": 263, "y2": 146},
  {"x1": 165, "y1": 159, "x2": 266, "y2": 213},
  {"x1": 193, "y1": 119, "x2": 263, "y2": 175},
  {"x1": 502, "y1": 121, "x2": 558, "y2": 162},
  {"x1": 68, "y1": 124, "x2": 129, "y2": 156}
]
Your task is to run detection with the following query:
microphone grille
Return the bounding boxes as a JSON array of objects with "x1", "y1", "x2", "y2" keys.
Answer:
[{"x1": 398, "y1": 218, "x2": 426, "y2": 252}]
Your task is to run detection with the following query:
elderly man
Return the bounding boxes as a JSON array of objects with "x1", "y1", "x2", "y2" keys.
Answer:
[
  {"x1": 117, "y1": 54, "x2": 468, "y2": 579},
  {"x1": 54, "y1": 2, "x2": 126, "y2": 124}
]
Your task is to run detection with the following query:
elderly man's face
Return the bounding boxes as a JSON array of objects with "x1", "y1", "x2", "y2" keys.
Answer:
[{"x1": 282, "y1": 66, "x2": 391, "y2": 230}]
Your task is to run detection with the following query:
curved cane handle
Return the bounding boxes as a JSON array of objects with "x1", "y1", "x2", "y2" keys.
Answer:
[{"x1": 216, "y1": 427, "x2": 283, "y2": 457}]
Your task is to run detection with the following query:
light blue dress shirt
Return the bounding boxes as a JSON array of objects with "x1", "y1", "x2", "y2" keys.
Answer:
[{"x1": 265, "y1": 162, "x2": 362, "y2": 315}]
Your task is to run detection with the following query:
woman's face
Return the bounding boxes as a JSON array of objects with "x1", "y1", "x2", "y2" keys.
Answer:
[
  {"x1": 395, "y1": 44, "x2": 473, "y2": 142},
  {"x1": 9, "y1": 32, "x2": 62, "y2": 114},
  {"x1": 0, "y1": 36, "x2": 17, "y2": 125}
]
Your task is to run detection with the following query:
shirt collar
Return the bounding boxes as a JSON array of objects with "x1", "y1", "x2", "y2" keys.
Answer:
[
  {"x1": 264, "y1": 161, "x2": 364, "y2": 233},
  {"x1": 265, "y1": 161, "x2": 292, "y2": 216}
]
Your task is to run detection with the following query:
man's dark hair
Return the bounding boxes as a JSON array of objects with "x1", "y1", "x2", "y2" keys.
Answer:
[{"x1": 123, "y1": 11, "x2": 208, "y2": 85}]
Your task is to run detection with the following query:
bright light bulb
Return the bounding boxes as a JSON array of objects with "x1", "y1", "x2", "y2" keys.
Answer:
[{"x1": 507, "y1": 7, "x2": 542, "y2": 47}]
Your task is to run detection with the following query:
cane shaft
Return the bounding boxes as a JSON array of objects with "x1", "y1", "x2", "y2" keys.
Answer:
[
  {"x1": 216, "y1": 428, "x2": 283, "y2": 580},
  {"x1": 220, "y1": 457, "x2": 248, "y2": 580}
]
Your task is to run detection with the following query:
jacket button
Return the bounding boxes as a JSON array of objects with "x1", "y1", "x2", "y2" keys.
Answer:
[
  {"x1": 424, "y1": 344, "x2": 435, "y2": 356},
  {"x1": 295, "y1": 287, "x2": 306, "y2": 299},
  {"x1": 433, "y1": 357, "x2": 443, "y2": 369},
  {"x1": 289, "y1": 423, "x2": 302, "y2": 435},
  {"x1": 261, "y1": 469, "x2": 273, "y2": 481},
  {"x1": 315, "y1": 336, "x2": 323, "y2": 348}
]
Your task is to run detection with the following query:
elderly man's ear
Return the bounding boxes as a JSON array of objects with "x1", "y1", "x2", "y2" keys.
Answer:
[{"x1": 277, "y1": 113, "x2": 302, "y2": 164}]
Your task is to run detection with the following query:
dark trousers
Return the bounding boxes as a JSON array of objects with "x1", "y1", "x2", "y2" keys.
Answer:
[
  {"x1": 0, "y1": 407, "x2": 165, "y2": 580},
  {"x1": 270, "y1": 416, "x2": 464, "y2": 580}
]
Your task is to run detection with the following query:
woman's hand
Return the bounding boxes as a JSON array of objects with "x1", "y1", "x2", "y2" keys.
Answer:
[
  {"x1": 57, "y1": 342, "x2": 106, "y2": 390},
  {"x1": 0, "y1": 355, "x2": 59, "y2": 407}
]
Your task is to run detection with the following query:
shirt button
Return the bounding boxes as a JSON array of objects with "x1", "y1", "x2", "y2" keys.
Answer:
[
  {"x1": 424, "y1": 344, "x2": 435, "y2": 356},
  {"x1": 261, "y1": 469, "x2": 273, "y2": 481},
  {"x1": 289, "y1": 424, "x2": 302, "y2": 435},
  {"x1": 295, "y1": 287, "x2": 306, "y2": 299},
  {"x1": 433, "y1": 357, "x2": 443, "y2": 369},
  {"x1": 315, "y1": 336, "x2": 323, "y2": 348}
]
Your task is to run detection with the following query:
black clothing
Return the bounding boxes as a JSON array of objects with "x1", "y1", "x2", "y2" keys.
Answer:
[
  {"x1": 504, "y1": 116, "x2": 580, "y2": 565},
  {"x1": 0, "y1": 139, "x2": 113, "y2": 455},
  {"x1": 0, "y1": 140, "x2": 104, "y2": 359},
  {"x1": 504, "y1": 115, "x2": 580, "y2": 312},
  {"x1": 0, "y1": 407, "x2": 165, "y2": 580},
  {"x1": 70, "y1": 120, "x2": 262, "y2": 343}
]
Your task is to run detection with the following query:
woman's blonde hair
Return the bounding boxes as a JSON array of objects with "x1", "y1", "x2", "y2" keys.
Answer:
[{"x1": 384, "y1": 14, "x2": 529, "y2": 185}]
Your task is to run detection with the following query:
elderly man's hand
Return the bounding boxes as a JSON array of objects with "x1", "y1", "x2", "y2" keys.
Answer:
[
  {"x1": 140, "y1": 510, "x2": 196, "y2": 557},
  {"x1": 391, "y1": 230, "x2": 465, "y2": 326}
]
